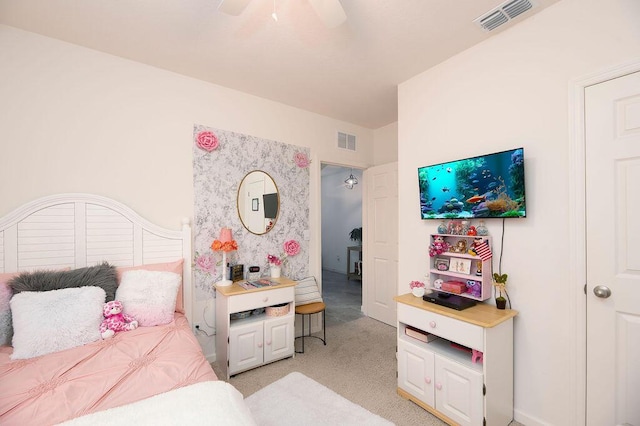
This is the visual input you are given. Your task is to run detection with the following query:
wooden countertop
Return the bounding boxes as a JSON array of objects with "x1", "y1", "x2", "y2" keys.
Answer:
[
  {"x1": 214, "y1": 276, "x2": 296, "y2": 297},
  {"x1": 395, "y1": 293, "x2": 518, "y2": 328}
]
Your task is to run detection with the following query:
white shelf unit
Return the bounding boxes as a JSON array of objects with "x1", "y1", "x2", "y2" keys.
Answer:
[
  {"x1": 429, "y1": 234, "x2": 493, "y2": 301},
  {"x1": 215, "y1": 279, "x2": 296, "y2": 379},
  {"x1": 395, "y1": 294, "x2": 517, "y2": 426}
]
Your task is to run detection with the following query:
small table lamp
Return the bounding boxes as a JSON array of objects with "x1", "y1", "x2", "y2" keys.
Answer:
[{"x1": 212, "y1": 227, "x2": 238, "y2": 287}]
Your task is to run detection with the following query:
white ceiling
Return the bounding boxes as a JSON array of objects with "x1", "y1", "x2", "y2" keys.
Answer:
[{"x1": 0, "y1": 0, "x2": 560, "y2": 129}]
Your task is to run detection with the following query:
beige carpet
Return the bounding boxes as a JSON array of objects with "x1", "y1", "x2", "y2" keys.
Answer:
[{"x1": 212, "y1": 316, "x2": 447, "y2": 426}]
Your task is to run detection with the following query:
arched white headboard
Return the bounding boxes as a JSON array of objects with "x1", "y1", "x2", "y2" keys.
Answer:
[{"x1": 0, "y1": 193, "x2": 193, "y2": 325}]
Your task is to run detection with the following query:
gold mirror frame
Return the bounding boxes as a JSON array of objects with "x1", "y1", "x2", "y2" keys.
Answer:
[{"x1": 237, "y1": 170, "x2": 280, "y2": 235}]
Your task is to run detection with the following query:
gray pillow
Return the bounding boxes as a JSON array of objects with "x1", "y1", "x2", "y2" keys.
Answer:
[{"x1": 9, "y1": 262, "x2": 118, "y2": 301}]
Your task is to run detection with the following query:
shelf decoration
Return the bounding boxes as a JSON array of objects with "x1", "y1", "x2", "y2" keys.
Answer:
[
  {"x1": 194, "y1": 252, "x2": 216, "y2": 275},
  {"x1": 212, "y1": 227, "x2": 238, "y2": 287},
  {"x1": 429, "y1": 235, "x2": 450, "y2": 257},
  {"x1": 195, "y1": 130, "x2": 219, "y2": 152},
  {"x1": 472, "y1": 239, "x2": 493, "y2": 261},
  {"x1": 293, "y1": 152, "x2": 311, "y2": 168},
  {"x1": 476, "y1": 220, "x2": 489, "y2": 236},
  {"x1": 492, "y1": 273, "x2": 509, "y2": 309},
  {"x1": 409, "y1": 280, "x2": 426, "y2": 297}
]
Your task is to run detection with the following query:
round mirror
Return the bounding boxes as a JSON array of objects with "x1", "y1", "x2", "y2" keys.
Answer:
[{"x1": 237, "y1": 170, "x2": 280, "y2": 235}]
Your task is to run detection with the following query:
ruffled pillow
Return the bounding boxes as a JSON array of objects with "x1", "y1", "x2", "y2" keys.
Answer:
[
  {"x1": 10, "y1": 286, "x2": 105, "y2": 360},
  {"x1": 115, "y1": 270, "x2": 181, "y2": 327}
]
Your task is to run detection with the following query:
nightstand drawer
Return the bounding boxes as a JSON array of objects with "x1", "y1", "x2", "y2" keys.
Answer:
[
  {"x1": 229, "y1": 287, "x2": 294, "y2": 313},
  {"x1": 398, "y1": 303, "x2": 483, "y2": 351}
]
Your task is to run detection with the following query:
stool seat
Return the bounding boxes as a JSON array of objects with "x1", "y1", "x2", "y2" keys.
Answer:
[{"x1": 295, "y1": 302, "x2": 326, "y2": 315}]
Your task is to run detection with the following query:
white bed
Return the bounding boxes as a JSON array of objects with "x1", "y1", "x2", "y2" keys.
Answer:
[{"x1": 0, "y1": 193, "x2": 255, "y2": 425}]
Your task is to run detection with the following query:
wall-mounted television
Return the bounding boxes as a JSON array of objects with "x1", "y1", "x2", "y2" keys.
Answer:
[{"x1": 418, "y1": 148, "x2": 526, "y2": 219}]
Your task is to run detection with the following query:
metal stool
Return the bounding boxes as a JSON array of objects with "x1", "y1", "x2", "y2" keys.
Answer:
[{"x1": 295, "y1": 302, "x2": 326, "y2": 354}]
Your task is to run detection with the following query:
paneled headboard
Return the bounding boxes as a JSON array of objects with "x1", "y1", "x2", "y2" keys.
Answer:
[{"x1": 0, "y1": 193, "x2": 193, "y2": 325}]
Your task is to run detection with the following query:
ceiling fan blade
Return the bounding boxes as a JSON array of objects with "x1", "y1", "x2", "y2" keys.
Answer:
[
  {"x1": 308, "y1": 0, "x2": 347, "y2": 28},
  {"x1": 218, "y1": 0, "x2": 253, "y2": 16}
]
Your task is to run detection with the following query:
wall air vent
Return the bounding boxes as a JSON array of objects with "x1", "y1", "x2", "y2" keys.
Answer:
[
  {"x1": 337, "y1": 131, "x2": 356, "y2": 151},
  {"x1": 474, "y1": 0, "x2": 534, "y2": 32}
]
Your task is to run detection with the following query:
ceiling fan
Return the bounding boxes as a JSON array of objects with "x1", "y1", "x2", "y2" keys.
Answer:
[{"x1": 217, "y1": 0, "x2": 347, "y2": 28}]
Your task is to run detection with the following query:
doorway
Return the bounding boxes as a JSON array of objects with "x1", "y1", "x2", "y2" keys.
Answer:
[{"x1": 320, "y1": 164, "x2": 364, "y2": 326}]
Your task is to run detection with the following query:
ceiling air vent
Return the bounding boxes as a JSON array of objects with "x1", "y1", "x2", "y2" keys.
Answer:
[
  {"x1": 337, "y1": 131, "x2": 356, "y2": 151},
  {"x1": 474, "y1": 0, "x2": 534, "y2": 32}
]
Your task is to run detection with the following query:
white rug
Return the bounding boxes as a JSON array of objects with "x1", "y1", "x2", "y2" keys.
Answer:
[{"x1": 245, "y1": 372, "x2": 394, "y2": 425}]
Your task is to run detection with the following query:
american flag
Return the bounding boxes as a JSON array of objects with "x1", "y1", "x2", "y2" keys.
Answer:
[{"x1": 476, "y1": 241, "x2": 492, "y2": 261}]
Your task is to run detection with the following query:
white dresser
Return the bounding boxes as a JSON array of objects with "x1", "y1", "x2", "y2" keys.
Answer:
[
  {"x1": 395, "y1": 293, "x2": 517, "y2": 426},
  {"x1": 215, "y1": 277, "x2": 296, "y2": 379}
]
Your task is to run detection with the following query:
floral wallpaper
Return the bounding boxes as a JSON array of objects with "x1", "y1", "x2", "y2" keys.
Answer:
[{"x1": 192, "y1": 124, "x2": 310, "y2": 301}]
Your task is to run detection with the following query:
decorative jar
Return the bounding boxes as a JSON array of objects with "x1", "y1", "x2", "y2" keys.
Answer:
[
  {"x1": 412, "y1": 287, "x2": 425, "y2": 297},
  {"x1": 270, "y1": 266, "x2": 281, "y2": 278},
  {"x1": 476, "y1": 221, "x2": 488, "y2": 236},
  {"x1": 437, "y1": 220, "x2": 448, "y2": 234}
]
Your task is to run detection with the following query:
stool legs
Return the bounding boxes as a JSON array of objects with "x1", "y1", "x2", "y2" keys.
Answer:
[{"x1": 295, "y1": 311, "x2": 326, "y2": 354}]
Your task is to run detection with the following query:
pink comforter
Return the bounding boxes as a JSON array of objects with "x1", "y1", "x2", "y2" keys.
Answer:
[{"x1": 0, "y1": 313, "x2": 217, "y2": 425}]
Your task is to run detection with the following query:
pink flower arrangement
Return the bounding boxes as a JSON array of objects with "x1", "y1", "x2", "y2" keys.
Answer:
[
  {"x1": 267, "y1": 239, "x2": 301, "y2": 267},
  {"x1": 409, "y1": 281, "x2": 425, "y2": 290},
  {"x1": 293, "y1": 152, "x2": 310, "y2": 168},
  {"x1": 267, "y1": 254, "x2": 282, "y2": 266},
  {"x1": 196, "y1": 130, "x2": 219, "y2": 152}
]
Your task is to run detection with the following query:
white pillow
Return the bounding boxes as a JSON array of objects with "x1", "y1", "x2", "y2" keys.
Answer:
[
  {"x1": 295, "y1": 277, "x2": 323, "y2": 305},
  {"x1": 10, "y1": 286, "x2": 105, "y2": 360},
  {"x1": 116, "y1": 270, "x2": 181, "y2": 327}
]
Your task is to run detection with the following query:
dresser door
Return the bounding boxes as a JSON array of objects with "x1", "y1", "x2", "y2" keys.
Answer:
[
  {"x1": 263, "y1": 316, "x2": 294, "y2": 363},
  {"x1": 229, "y1": 321, "x2": 264, "y2": 374},
  {"x1": 398, "y1": 339, "x2": 435, "y2": 407},
  {"x1": 435, "y1": 355, "x2": 483, "y2": 426}
]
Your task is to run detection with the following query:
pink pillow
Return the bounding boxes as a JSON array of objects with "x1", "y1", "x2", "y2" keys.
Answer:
[{"x1": 117, "y1": 259, "x2": 185, "y2": 313}]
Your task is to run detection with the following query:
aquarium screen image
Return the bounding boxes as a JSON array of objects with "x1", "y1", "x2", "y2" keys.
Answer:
[{"x1": 418, "y1": 148, "x2": 526, "y2": 219}]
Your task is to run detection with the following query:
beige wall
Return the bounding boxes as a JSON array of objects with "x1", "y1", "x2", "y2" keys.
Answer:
[
  {"x1": 398, "y1": 0, "x2": 640, "y2": 424},
  {"x1": 373, "y1": 121, "x2": 398, "y2": 165},
  {"x1": 0, "y1": 24, "x2": 375, "y2": 228}
]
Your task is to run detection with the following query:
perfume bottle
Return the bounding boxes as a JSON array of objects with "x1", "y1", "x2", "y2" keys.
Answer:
[{"x1": 476, "y1": 220, "x2": 488, "y2": 236}]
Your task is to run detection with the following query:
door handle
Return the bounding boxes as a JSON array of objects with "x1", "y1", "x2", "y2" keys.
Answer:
[{"x1": 593, "y1": 286, "x2": 611, "y2": 298}]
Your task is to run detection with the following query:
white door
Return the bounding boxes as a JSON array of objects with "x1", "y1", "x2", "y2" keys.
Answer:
[
  {"x1": 364, "y1": 162, "x2": 398, "y2": 326},
  {"x1": 585, "y1": 71, "x2": 640, "y2": 425}
]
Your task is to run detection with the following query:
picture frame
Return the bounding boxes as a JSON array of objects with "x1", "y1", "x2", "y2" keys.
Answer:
[
  {"x1": 251, "y1": 198, "x2": 259, "y2": 211},
  {"x1": 451, "y1": 258, "x2": 472, "y2": 275},
  {"x1": 434, "y1": 258, "x2": 450, "y2": 271}
]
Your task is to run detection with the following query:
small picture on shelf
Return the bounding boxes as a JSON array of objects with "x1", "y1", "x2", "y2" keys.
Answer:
[
  {"x1": 434, "y1": 258, "x2": 450, "y2": 271},
  {"x1": 450, "y1": 258, "x2": 472, "y2": 275}
]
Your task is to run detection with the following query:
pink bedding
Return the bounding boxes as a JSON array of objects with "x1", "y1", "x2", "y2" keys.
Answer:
[{"x1": 0, "y1": 313, "x2": 217, "y2": 426}]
